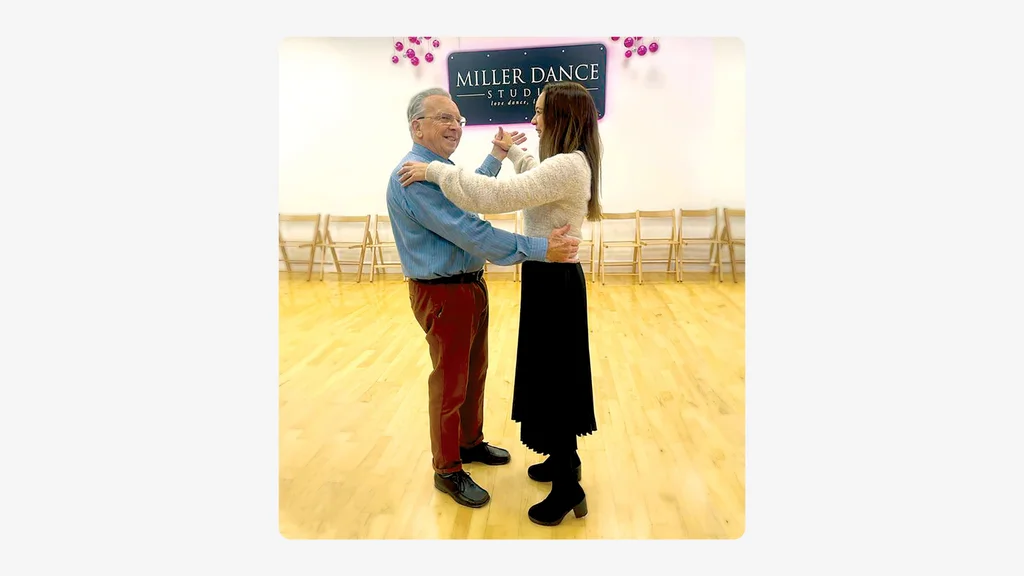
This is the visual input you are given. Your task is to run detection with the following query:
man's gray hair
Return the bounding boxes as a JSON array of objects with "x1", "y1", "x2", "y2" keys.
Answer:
[{"x1": 407, "y1": 87, "x2": 451, "y2": 123}]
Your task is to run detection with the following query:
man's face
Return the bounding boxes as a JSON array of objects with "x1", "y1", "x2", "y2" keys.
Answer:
[{"x1": 414, "y1": 95, "x2": 464, "y2": 159}]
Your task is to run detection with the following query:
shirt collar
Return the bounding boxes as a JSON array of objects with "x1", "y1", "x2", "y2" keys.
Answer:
[{"x1": 411, "y1": 143, "x2": 455, "y2": 165}]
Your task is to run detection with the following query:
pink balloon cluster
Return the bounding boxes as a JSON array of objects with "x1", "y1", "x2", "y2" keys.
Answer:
[
  {"x1": 609, "y1": 36, "x2": 659, "y2": 59},
  {"x1": 391, "y1": 36, "x2": 441, "y2": 66}
]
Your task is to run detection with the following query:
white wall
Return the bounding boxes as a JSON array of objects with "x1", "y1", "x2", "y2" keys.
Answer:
[{"x1": 279, "y1": 36, "x2": 745, "y2": 275}]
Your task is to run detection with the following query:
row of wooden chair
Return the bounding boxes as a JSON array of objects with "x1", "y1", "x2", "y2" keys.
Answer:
[
  {"x1": 596, "y1": 208, "x2": 745, "y2": 284},
  {"x1": 279, "y1": 208, "x2": 744, "y2": 283},
  {"x1": 278, "y1": 213, "x2": 400, "y2": 282}
]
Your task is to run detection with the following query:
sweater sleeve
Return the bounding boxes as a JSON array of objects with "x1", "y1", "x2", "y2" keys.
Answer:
[
  {"x1": 424, "y1": 152, "x2": 587, "y2": 215},
  {"x1": 506, "y1": 145, "x2": 540, "y2": 174}
]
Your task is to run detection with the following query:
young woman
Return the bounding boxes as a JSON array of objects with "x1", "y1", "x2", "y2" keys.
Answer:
[{"x1": 398, "y1": 81, "x2": 602, "y2": 526}]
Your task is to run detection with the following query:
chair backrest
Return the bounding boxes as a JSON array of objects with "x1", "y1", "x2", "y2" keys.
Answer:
[
  {"x1": 372, "y1": 214, "x2": 395, "y2": 244},
  {"x1": 279, "y1": 213, "x2": 320, "y2": 223},
  {"x1": 679, "y1": 208, "x2": 720, "y2": 241},
  {"x1": 325, "y1": 214, "x2": 372, "y2": 225},
  {"x1": 599, "y1": 211, "x2": 640, "y2": 243},
  {"x1": 279, "y1": 213, "x2": 321, "y2": 244},
  {"x1": 723, "y1": 208, "x2": 744, "y2": 241},
  {"x1": 322, "y1": 214, "x2": 371, "y2": 244},
  {"x1": 638, "y1": 209, "x2": 677, "y2": 242},
  {"x1": 600, "y1": 211, "x2": 638, "y2": 220},
  {"x1": 679, "y1": 208, "x2": 718, "y2": 219}
]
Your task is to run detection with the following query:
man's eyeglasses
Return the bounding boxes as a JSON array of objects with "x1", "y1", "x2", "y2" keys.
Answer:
[{"x1": 417, "y1": 113, "x2": 467, "y2": 127}]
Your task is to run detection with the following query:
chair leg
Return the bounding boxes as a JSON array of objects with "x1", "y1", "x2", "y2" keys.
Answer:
[
  {"x1": 305, "y1": 243, "x2": 316, "y2": 282},
  {"x1": 329, "y1": 247, "x2": 342, "y2": 279},
  {"x1": 280, "y1": 245, "x2": 292, "y2": 274},
  {"x1": 728, "y1": 239, "x2": 737, "y2": 283},
  {"x1": 356, "y1": 246, "x2": 366, "y2": 283},
  {"x1": 709, "y1": 243, "x2": 716, "y2": 283},
  {"x1": 716, "y1": 242, "x2": 723, "y2": 282},
  {"x1": 319, "y1": 244, "x2": 326, "y2": 281},
  {"x1": 637, "y1": 246, "x2": 643, "y2": 285}
]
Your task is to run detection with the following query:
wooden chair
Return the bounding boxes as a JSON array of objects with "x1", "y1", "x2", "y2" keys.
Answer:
[
  {"x1": 676, "y1": 208, "x2": 723, "y2": 282},
  {"x1": 279, "y1": 213, "x2": 322, "y2": 282},
  {"x1": 722, "y1": 208, "x2": 745, "y2": 282},
  {"x1": 599, "y1": 211, "x2": 642, "y2": 284},
  {"x1": 318, "y1": 214, "x2": 372, "y2": 282},
  {"x1": 368, "y1": 214, "x2": 404, "y2": 282},
  {"x1": 638, "y1": 209, "x2": 678, "y2": 281},
  {"x1": 482, "y1": 212, "x2": 521, "y2": 281}
]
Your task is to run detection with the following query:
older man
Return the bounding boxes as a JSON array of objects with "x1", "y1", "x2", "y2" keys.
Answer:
[{"x1": 386, "y1": 87, "x2": 580, "y2": 508}]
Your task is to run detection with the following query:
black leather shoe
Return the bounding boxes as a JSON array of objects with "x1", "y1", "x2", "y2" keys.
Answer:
[
  {"x1": 528, "y1": 453, "x2": 582, "y2": 482},
  {"x1": 528, "y1": 481, "x2": 588, "y2": 526},
  {"x1": 460, "y1": 442, "x2": 511, "y2": 466},
  {"x1": 434, "y1": 470, "x2": 490, "y2": 508}
]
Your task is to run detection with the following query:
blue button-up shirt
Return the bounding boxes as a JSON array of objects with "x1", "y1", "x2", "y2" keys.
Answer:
[{"x1": 386, "y1": 143, "x2": 549, "y2": 280}]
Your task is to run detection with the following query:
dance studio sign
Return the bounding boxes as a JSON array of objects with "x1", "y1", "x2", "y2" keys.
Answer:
[{"x1": 446, "y1": 43, "x2": 608, "y2": 126}]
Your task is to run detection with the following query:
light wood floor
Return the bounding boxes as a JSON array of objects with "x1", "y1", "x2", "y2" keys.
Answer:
[{"x1": 279, "y1": 271, "x2": 745, "y2": 539}]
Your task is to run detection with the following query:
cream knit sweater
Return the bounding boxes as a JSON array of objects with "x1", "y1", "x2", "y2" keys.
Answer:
[{"x1": 425, "y1": 145, "x2": 591, "y2": 240}]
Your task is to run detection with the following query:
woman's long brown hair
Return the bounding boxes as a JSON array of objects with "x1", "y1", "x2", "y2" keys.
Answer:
[{"x1": 538, "y1": 81, "x2": 603, "y2": 221}]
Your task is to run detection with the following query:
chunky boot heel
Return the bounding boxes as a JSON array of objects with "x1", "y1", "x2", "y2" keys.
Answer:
[
  {"x1": 572, "y1": 496, "x2": 588, "y2": 519},
  {"x1": 527, "y1": 483, "x2": 588, "y2": 526}
]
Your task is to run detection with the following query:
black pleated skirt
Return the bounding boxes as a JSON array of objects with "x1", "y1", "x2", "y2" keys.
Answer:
[{"x1": 510, "y1": 260, "x2": 598, "y2": 455}]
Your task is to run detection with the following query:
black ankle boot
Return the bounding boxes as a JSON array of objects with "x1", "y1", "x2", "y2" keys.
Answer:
[
  {"x1": 527, "y1": 452, "x2": 582, "y2": 482},
  {"x1": 528, "y1": 480, "x2": 587, "y2": 526},
  {"x1": 527, "y1": 470, "x2": 587, "y2": 526}
]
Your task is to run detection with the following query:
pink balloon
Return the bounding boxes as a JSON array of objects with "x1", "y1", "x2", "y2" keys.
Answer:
[
  {"x1": 623, "y1": 37, "x2": 634, "y2": 48},
  {"x1": 391, "y1": 55, "x2": 399, "y2": 64},
  {"x1": 411, "y1": 56, "x2": 420, "y2": 66},
  {"x1": 395, "y1": 41, "x2": 403, "y2": 51},
  {"x1": 649, "y1": 41, "x2": 659, "y2": 53},
  {"x1": 432, "y1": 39, "x2": 440, "y2": 48},
  {"x1": 611, "y1": 36, "x2": 620, "y2": 41},
  {"x1": 406, "y1": 48, "x2": 415, "y2": 58},
  {"x1": 425, "y1": 52, "x2": 434, "y2": 63},
  {"x1": 637, "y1": 45, "x2": 647, "y2": 56},
  {"x1": 624, "y1": 49, "x2": 632, "y2": 58}
]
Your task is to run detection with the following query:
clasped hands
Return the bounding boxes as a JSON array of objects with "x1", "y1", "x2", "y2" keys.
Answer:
[
  {"x1": 491, "y1": 126, "x2": 528, "y2": 154},
  {"x1": 397, "y1": 127, "x2": 528, "y2": 187}
]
